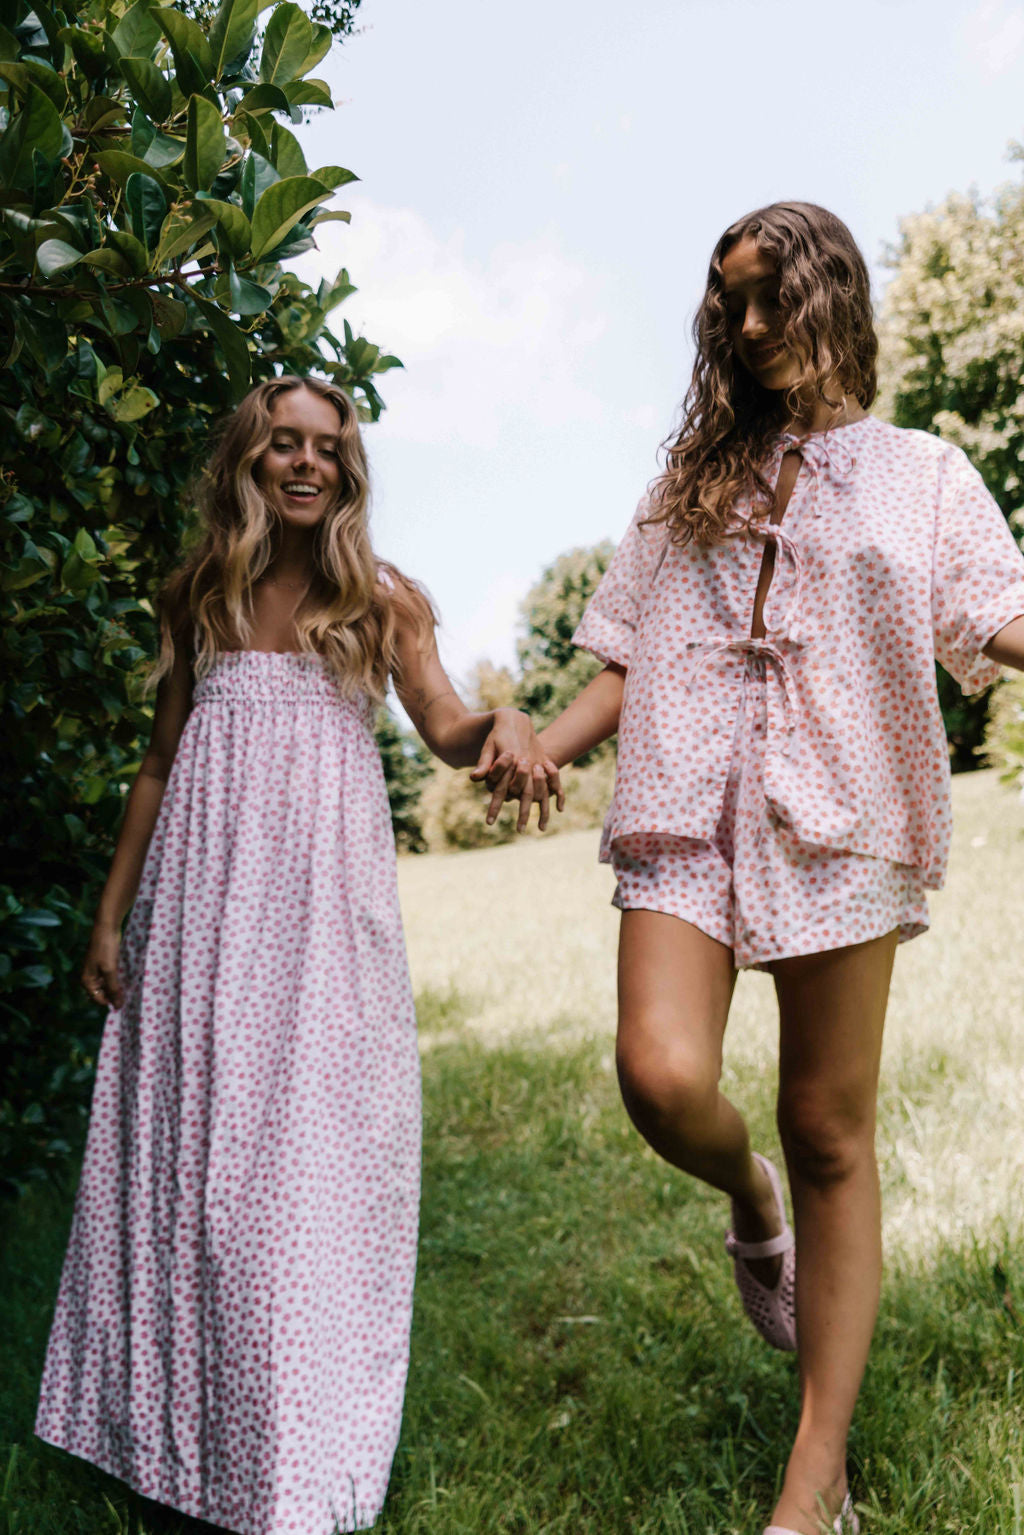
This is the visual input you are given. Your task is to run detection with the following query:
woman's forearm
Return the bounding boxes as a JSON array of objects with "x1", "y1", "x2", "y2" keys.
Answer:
[
  {"x1": 420, "y1": 701, "x2": 533, "y2": 769},
  {"x1": 92, "y1": 762, "x2": 172, "y2": 930},
  {"x1": 537, "y1": 664, "x2": 626, "y2": 767}
]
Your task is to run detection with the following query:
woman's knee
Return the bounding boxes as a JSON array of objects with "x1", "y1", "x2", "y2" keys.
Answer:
[
  {"x1": 777, "y1": 1087, "x2": 875, "y2": 1189},
  {"x1": 615, "y1": 1024, "x2": 721, "y2": 1140}
]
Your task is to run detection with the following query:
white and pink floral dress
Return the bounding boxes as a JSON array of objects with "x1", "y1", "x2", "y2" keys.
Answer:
[
  {"x1": 36, "y1": 650, "x2": 421, "y2": 1535},
  {"x1": 574, "y1": 417, "x2": 1024, "y2": 964}
]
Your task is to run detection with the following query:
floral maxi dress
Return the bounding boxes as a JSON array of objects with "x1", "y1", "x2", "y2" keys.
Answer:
[{"x1": 36, "y1": 651, "x2": 422, "y2": 1535}]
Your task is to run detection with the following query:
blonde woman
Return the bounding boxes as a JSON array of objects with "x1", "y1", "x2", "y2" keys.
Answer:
[
  {"x1": 35, "y1": 376, "x2": 560, "y2": 1535},
  {"x1": 501, "y1": 203, "x2": 1024, "y2": 1533}
]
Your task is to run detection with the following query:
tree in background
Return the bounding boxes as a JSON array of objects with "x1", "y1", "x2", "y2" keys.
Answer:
[
  {"x1": 515, "y1": 541, "x2": 615, "y2": 763},
  {"x1": 374, "y1": 710, "x2": 432, "y2": 854},
  {"x1": 0, "y1": 0, "x2": 398, "y2": 1194},
  {"x1": 876, "y1": 153, "x2": 1024, "y2": 769},
  {"x1": 420, "y1": 549, "x2": 617, "y2": 851}
]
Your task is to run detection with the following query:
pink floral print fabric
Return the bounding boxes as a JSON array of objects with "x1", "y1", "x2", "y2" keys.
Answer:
[
  {"x1": 36, "y1": 651, "x2": 421, "y2": 1535},
  {"x1": 574, "y1": 417, "x2": 1024, "y2": 887},
  {"x1": 611, "y1": 660, "x2": 930, "y2": 967}
]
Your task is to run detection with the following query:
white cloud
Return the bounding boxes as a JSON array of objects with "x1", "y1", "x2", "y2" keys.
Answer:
[
  {"x1": 289, "y1": 200, "x2": 616, "y2": 450},
  {"x1": 438, "y1": 568, "x2": 530, "y2": 681},
  {"x1": 963, "y1": 0, "x2": 1024, "y2": 72}
]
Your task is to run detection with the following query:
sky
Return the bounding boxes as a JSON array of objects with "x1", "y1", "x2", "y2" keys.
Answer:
[{"x1": 291, "y1": 0, "x2": 1024, "y2": 691}]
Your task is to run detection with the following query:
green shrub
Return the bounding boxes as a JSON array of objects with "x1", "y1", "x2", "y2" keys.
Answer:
[
  {"x1": 984, "y1": 672, "x2": 1024, "y2": 792},
  {"x1": 0, "y1": 0, "x2": 396, "y2": 1195}
]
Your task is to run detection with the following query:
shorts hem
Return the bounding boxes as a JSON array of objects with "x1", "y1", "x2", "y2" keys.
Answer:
[{"x1": 612, "y1": 887, "x2": 930, "y2": 969}]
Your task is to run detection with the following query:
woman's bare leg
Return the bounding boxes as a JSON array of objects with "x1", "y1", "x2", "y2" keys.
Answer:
[
  {"x1": 767, "y1": 930, "x2": 898, "y2": 1534},
  {"x1": 616, "y1": 910, "x2": 784, "y2": 1273}
]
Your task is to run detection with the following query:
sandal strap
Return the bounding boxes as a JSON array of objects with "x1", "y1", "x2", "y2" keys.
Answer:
[{"x1": 725, "y1": 1225, "x2": 794, "y2": 1260}]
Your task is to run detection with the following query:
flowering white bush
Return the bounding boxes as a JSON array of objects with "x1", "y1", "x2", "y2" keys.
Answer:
[{"x1": 877, "y1": 150, "x2": 1024, "y2": 771}]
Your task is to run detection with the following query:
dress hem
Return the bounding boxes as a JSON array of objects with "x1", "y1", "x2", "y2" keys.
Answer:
[{"x1": 33, "y1": 1430, "x2": 381, "y2": 1535}]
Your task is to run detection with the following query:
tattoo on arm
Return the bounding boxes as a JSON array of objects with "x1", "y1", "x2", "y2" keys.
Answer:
[{"x1": 411, "y1": 687, "x2": 460, "y2": 726}]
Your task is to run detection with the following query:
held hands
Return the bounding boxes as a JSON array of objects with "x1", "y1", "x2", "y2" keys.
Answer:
[
  {"x1": 81, "y1": 923, "x2": 124, "y2": 1010},
  {"x1": 470, "y1": 707, "x2": 565, "y2": 832}
]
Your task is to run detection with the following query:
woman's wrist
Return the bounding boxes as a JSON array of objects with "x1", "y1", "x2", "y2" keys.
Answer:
[{"x1": 93, "y1": 904, "x2": 125, "y2": 935}]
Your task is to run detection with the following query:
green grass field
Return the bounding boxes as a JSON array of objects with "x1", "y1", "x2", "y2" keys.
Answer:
[{"x1": 3, "y1": 771, "x2": 1023, "y2": 1534}]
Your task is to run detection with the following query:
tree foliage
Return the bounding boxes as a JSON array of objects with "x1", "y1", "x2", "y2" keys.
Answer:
[
  {"x1": 877, "y1": 158, "x2": 1024, "y2": 768},
  {"x1": 0, "y1": 0, "x2": 398, "y2": 1195},
  {"x1": 374, "y1": 709, "x2": 432, "y2": 855},
  {"x1": 515, "y1": 541, "x2": 615, "y2": 763}
]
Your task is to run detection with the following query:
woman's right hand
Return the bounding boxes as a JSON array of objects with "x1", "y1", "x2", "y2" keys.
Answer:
[{"x1": 81, "y1": 923, "x2": 123, "y2": 1010}]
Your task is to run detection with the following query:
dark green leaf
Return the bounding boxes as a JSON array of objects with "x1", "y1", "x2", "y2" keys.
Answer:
[
  {"x1": 105, "y1": 231, "x2": 148, "y2": 280},
  {"x1": 112, "y1": 0, "x2": 164, "y2": 60},
  {"x1": 267, "y1": 224, "x2": 313, "y2": 259},
  {"x1": 296, "y1": 22, "x2": 332, "y2": 78},
  {"x1": 168, "y1": 44, "x2": 209, "y2": 100},
  {"x1": 238, "y1": 148, "x2": 278, "y2": 219},
  {"x1": 94, "y1": 151, "x2": 170, "y2": 193},
  {"x1": 191, "y1": 292, "x2": 250, "y2": 396},
  {"x1": 0, "y1": 83, "x2": 63, "y2": 192},
  {"x1": 0, "y1": 57, "x2": 65, "y2": 109},
  {"x1": 31, "y1": 146, "x2": 59, "y2": 215},
  {"x1": 15, "y1": 403, "x2": 61, "y2": 448},
  {"x1": 269, "y1": 119, "x2": 305, "y2": 176},
  {"x1": 154, "y1": 203, "x2": 217, "y2": 266},
  {"x1": 35, "y1": 237, "x2": 83, "y2": 276},
  {"x1": 308, "y1": 164, "x2": 356, "y2": 190},
  {"x1": 98, "y1": 289, "x2": 144, "y2": 337},
  {"x1": 142, "y1": 127, "x2": 186, "y2": 169},
  {"x1": 157, "y1": 5, "x2": 213, "y2": 77},
  {"x1": 82, "y1": 94, "x2": 128, "y2": 130},
  {"x1": 249, "y1": 173, "x2": 330, "y2": 260},
  {"x1": 236, "y1": 81, "x2": 290, "y2": 115},
  {"x1": 233, "y1": 107, "x2": 270, "y2": 158},
  {"x1": 80, "y1": 246, "x2": 132, "y2": 276},
  {"x1": 317, "y1": 268, "x2": 355, "y2": 314},
  {"x1": 131, "y1": 107, "x2": 154, "y2": 157},
  {"x1": 259, "y1": 1, "x2": 311, "y2": 85},
  {"x1": 208, "y1": 0, "x2": 258, "y2": 80},
  {"x1": 195, "y1": 192, "x2": 251, "y2": 258},
  {"x1": 16, "y1": 909, "x2": 62, "y2": 928},
  {"x1": 184, "y1": 93, "x2": 226, "y2": 192},
  {"x1": 150, "y1": 291, "x2": 187, "y2": 337},
  {"x1": 124, "y1": 170, "x2": 168, "y2": 250},
  {"x1": 228, "y1": 266, "x2": 272, "y2": 314},
  {"x1": 281, "y1": 77, "x2": 331, "y2": 109},
  {"x1": 119, "y1": 56, "x2": 172, "y2": 123},
  {"x1": 20, "y1": 966, "x2": 53, "y2": 989},
  {"x1": 57, "y1": 24, "x2": 107, "y2": 78}
]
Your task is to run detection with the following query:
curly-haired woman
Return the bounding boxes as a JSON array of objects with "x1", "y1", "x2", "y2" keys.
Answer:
[{"x1": 489, "y1": 203, "x2": 1024, "y2": 1533}]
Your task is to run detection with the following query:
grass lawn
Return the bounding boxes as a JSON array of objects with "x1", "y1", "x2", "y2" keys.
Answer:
[{"x1": 3, "y1": 771, "x2": 1023, "y2": 1534}]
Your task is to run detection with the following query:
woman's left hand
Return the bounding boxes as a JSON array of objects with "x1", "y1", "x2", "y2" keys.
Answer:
[{"x1": 470, "y1": 708, "x2": 565, "y2": 831}]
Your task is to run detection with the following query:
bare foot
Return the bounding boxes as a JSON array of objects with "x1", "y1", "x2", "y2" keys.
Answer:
[{"x1": 770, "y1": 1456, "x2": 849, "y2": 1534}]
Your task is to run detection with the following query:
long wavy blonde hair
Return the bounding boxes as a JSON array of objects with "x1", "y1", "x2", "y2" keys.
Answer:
[
  {"x1": 647, "y1": 202, "x2": 878, "y2": 545},
  {"x1": 153, "y1": 375, "x2": 433, "y2": 700}
]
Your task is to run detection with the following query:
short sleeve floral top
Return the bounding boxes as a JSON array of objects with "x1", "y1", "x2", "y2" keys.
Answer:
[{"x1": 573, "y1": 416, "x2": 1024, "y2": 886}]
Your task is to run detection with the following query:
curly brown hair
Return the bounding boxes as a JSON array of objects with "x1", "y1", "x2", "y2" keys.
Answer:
[{"x1": 647, "y1": 201, "x2": 878, "y2": 545}]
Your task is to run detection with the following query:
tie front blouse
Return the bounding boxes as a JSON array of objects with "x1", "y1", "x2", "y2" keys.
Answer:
[{"x1": 573, "y1": 415, "x2": 1024, "y2": 887}]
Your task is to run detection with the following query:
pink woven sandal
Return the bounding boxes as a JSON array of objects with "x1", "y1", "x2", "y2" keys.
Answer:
[
  {"x1": 763, "y1": 1490, "x2": 861, "y2": 1534},
  {"x1": 724, "y1": 1151, "x2": 796, "y2": 1352}
]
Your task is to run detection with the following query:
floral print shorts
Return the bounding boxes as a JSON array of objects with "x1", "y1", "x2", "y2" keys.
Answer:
[{"x1": 610, "y1": 660, "x2": 930, "y2": 969}]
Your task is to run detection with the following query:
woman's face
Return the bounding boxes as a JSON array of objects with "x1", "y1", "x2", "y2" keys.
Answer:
[
  {"x1": 720, "y1": 236, "x2": 803, "y2": 393},
  {"x1": 258, "y1": 386, "x2": 343, "y2": 529}
]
